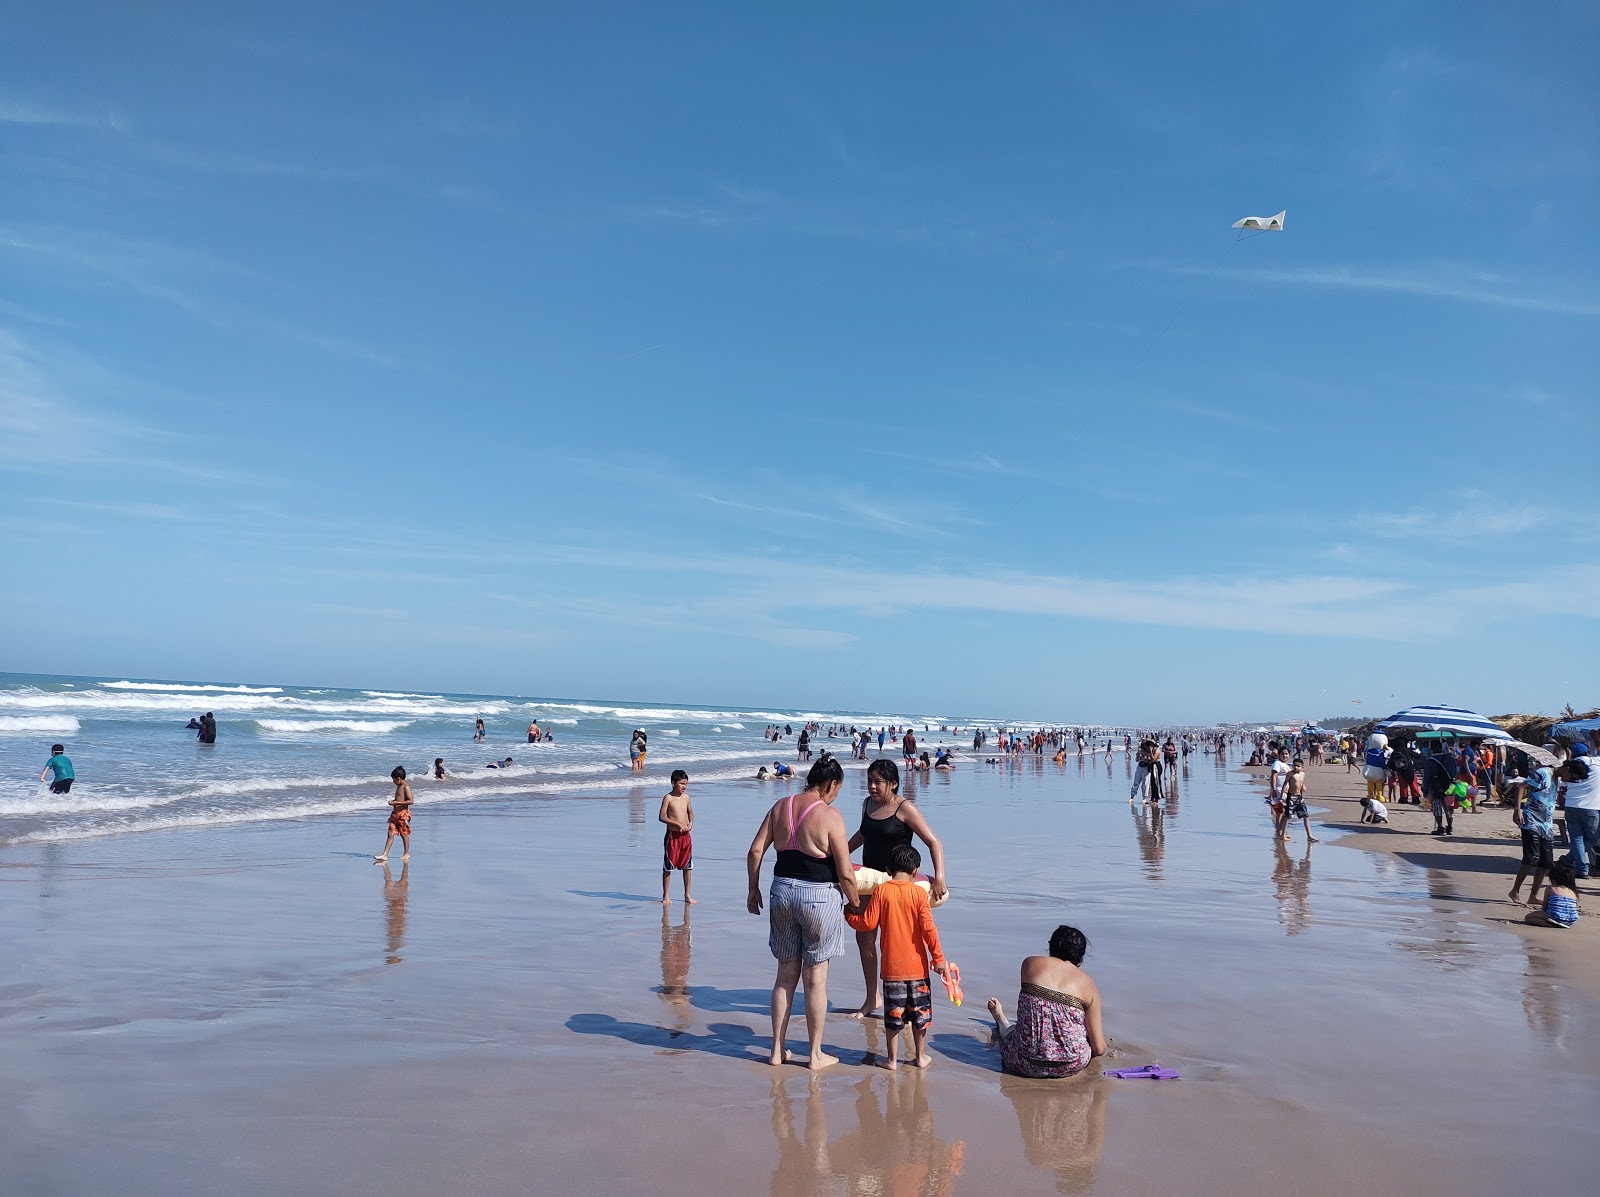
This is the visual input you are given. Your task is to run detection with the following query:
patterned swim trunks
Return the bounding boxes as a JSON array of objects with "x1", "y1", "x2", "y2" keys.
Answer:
[
  {"x1": 882, "y1": 977, "x2": 933, "y2": 1032},
  {"x1": 388, "y1": 807, "x2": 411, "y2": 834}
]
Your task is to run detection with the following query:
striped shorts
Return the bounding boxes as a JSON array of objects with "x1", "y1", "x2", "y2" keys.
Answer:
[{"x1": 768, "y1": 876, "x2": 848, "y2": 967}]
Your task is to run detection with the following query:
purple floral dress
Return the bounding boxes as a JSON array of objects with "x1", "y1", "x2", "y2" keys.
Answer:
[{"x1": 1000, "y1": 983, "x2": 1092, "y2": 1078}]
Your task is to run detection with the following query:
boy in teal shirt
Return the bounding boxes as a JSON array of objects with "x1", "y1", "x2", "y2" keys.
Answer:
[{"x1": 41, "y1": 744, "x2": 74, "y2": 794}]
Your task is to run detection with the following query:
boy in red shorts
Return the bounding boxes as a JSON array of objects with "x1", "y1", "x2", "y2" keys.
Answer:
[
  {"x1": 845, "y1": 843, "x2": 948, "y2": 1069},
  {"x1": 659, "y1": 769, "x2": 694, "y2": 904}
]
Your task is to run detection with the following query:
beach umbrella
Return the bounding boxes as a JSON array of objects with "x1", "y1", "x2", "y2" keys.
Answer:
[
  {"x1": 1496, "y1": 740, "x2": 1559, "y2": 767},
  {"x1": 1375, "y1": 704, "x2": 1504, "y2": 740}
]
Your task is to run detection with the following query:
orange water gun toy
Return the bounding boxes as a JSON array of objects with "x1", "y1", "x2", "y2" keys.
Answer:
[{"x1": 939, "y1": 962, "x2": 963, "y2": 1006}]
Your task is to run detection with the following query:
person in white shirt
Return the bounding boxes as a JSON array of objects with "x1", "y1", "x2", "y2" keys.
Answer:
[{"x1": 1558, "y1": 744, "x2": 1599, "y2": 879}]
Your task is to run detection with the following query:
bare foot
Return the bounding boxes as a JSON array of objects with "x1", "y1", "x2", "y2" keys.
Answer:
[
  {"x1": 401, "y1": 854, "x2": 410, "y2": 861},
  {"x1": 1307, "y1": 837, "x2": 1319, "y2": 844},
  {"x1": 767, "y1": 1048, "x2": 794, "y2": 1067},
  {"x1": 843, "y1": 1002, "x2": 879, "y2": 1020},
  {"x1": 874, "y1": 1056, "x2": 898, "y2": 1071},
  {"x1": 372, "y1": 855, "x2": 387, "y2": 863},
  {"x1": 987, "y1": 997, "x2": 1003, "y2": 1019},
  {"x1": 913, "y1": 1053, "x2": 933, "y2": 1068},
  {"x1": 661, "y1": 897, "x2": 671, "y2": 905},
  {"x1": 806, "y1": 1051, "x2": 839, "y2": 1072},
  {"x1": 1508, "y1": 889, "x2": 1522, "y2": 903},
  {"x1": 685, "y1": 897, "x2": 697, "y2": 905}
]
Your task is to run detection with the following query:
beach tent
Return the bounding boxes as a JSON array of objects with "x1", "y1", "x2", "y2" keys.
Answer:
[
  {"x1": 1551, "y1": 716, "x2": 1600, "y2": 744},
  {"x1": 1375, "y1": 704, "x2": 1504, "y2": 740}
]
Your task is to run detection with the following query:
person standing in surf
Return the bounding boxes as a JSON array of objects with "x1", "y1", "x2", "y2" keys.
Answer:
[
  {"x1": 846, "y1": 758, "x2": 948, "y2": 1019},
  {"x1": 40, "y1": 744, "x2": 74, "y2": 794}
]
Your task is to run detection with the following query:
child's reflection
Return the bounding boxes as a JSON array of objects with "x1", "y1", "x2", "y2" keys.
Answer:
[
  {"x1": 381, "y1": 861, "x2": 409, "y2": 965},
  {"x1": 658, "y1": 907, "x2": 692, "y2": 1035}
]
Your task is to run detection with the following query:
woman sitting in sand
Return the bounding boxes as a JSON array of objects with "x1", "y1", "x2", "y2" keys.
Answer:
[{"x1": 987, "y1": 925, "x2": 1108, "y2": 1079}]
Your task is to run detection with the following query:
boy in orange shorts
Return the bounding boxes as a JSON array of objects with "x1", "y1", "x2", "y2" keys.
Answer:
[
  {"x1": 845, "y1": 844, "x2": 948, "y2": 1069},
  {"x1": 374, "y1": 765, "x2": 412, "y2": 863}
]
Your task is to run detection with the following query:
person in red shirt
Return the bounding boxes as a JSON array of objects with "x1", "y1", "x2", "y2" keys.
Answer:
[{"x1": 846, "y1": 844, "x2": 949, "y2": 1070}]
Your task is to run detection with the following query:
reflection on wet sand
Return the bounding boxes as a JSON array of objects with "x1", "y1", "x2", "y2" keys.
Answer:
[
  {"x1": 1271, "y1": 842, "x2": 1311, "y2": 937},
  {"x1": 381, "y1": 861, "x2": 408, "y2": 964},
  {"x1": 658, "y1": 907, "x2": 692, "y2": 1036},
  {"x1": 628, "y1": 793, "x2": 647, "y2": 848},
  {"x1": 769, "y1": 1073, "x2": 964, "y2": 1197},
  {"x1": 1001, "y1": 1074, "x2": 1109, "y2": 1195},
  {"x1": 1131, "y1": 802, "x2": 1165, "y2": 882}
]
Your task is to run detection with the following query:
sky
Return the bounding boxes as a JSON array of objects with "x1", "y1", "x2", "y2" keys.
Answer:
[{"x1": 1, "y1": 1, "x2": 1596, "y2": 724}]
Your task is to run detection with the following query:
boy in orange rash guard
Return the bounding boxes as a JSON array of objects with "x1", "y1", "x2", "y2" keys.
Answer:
[{"x1": 845, "y1": 843, "x2": 948, "y2": 1070}]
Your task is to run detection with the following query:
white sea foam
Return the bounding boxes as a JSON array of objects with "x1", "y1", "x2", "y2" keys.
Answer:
[
  {"x1": 0, "y1": 787, "x2": 188, "y2": 816},
  {"x1": 255, "y1": 719, "x2": 413, "y2": 735},
  {"x1": 0, "y1": 689, "x2": 505, "y2": 719},
  {"x1": 362, "y1": 690, "x2": 441, "y2": 699},
  {"x1": 0, "y1": 715, "x2": 81, "y2": 734},
  {"x1": 103, "y1": 681, "x2": 284, "y2": 693}
]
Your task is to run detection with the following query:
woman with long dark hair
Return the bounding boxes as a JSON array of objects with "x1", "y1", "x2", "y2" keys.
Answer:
[{"x1": 845, "y1": 757, "x2": 948, "y2": 1018}]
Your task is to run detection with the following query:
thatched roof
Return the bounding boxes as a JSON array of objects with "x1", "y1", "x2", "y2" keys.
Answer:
[{"x1": 1493, "y1": 708, "x2": 1600, "y2": 746}]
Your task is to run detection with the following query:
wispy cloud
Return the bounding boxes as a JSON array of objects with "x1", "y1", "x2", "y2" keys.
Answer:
[
  {"x1": 1205, "y1": 265, "x2": 1600, "y2": 318},
  {"x1": 0, "y1": 97, "x2": 122, "y2": 130}
]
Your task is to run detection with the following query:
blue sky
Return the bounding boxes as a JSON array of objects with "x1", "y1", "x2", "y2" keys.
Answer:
[{"x1": 1, "y1": 1, "x2": 1595, "y2": 724}]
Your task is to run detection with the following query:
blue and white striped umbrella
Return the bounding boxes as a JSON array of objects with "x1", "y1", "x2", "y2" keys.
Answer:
[{"x1": 1375, "y1": 704, "x2": 1504, "y2": 739}]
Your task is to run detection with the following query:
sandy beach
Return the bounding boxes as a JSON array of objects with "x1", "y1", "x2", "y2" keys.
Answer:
[{"x1": 3, "y1": 752, "x2": 1597, "y2": 1195}]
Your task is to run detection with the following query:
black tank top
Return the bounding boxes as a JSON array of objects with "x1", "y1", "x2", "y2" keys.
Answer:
[
  {"x1": 773, "y1": 794, "x2": 837, "y2": 883},
  {"x1": 858, "y1": 801, "x2": 913, "y2": 872},
  {"x1": 775, "y1": 849, "x2": 837, "y2": 883}
]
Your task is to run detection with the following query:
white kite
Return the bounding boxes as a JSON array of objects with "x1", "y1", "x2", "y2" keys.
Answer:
[{"x1": 1232, "y1": 210, "x2": 1286, "y2": 231}]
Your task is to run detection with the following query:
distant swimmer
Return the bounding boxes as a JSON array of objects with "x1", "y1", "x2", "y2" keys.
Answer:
[
  {"x1": 185, "y1": 718, "x2": 202, "y2": 730},
  {"x1": 630, "y1": 729, "x2": 648, "y2": 773},
  {"x1": 197, "y1": 712, "x2": 217, "y2": 745},
  {"x1": 474, "y1": 718, "x2": 486, "y2": 741},
  {"x1": 40, "y1": 744, "x2": 74, "y2": 794},
  {"x1": 374, "y1": 766, "x2": 413, "y2": 864},
  {"x1": 433, "y1": 757, "x2": 447, "y2": 780},
  {"x1": 772, "y1": 761, "x2": 793, "y2": 778},
  {"x1": 485, "y1": 757, "x2": 514, "y2": 769},
  {"x1": 527, "y1": 720, "x2": 543, "y2": 743}
]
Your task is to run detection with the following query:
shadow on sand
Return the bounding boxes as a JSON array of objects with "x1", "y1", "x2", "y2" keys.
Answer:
[{"x1": 566, "y1": 1013, "x2": 772, "y2": 1061}]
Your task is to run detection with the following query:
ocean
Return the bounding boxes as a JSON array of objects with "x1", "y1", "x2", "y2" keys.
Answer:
[{"x1": 0, "y1": 671, "x2": 1105, "y2": 846}]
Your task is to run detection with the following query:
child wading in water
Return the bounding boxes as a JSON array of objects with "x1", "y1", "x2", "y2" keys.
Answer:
[
  {"x1": 374, "y1": 766, "x2": 412, "y2": 863},
  {"x1": 1277, "y1": 758, "x2": 1318, "y2": 845},
  {"x1": 845, "y1": 844, "x2": 948, "y2": 1070},
  {"x1": 659, "y1": 769, "x2": 694, "y2": 904}
]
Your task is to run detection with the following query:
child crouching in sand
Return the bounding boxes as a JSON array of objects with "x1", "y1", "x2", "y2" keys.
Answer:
[
  {"x1": 374, "y1": 766, "x2": 412, "y2": 863},
  {"x1": 1524, "y1": 860, "x2": 1580, "y2": 929},
  {"x1": 845, "y1": 844, "x2": 948, "y2": 1070}
]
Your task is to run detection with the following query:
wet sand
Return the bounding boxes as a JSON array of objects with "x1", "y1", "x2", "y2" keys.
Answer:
[
  {"x1": 3, "y1": 753, "x2": 1597, "y2": 1195},
  {"x1": 1294, "y1": 761, "x2": 1600, "y2": 1001}
]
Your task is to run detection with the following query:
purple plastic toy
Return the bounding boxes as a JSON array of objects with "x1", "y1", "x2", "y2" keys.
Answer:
[{"x1": 1106, "y1": 1064, "x2": 1180, "y2": 1080}]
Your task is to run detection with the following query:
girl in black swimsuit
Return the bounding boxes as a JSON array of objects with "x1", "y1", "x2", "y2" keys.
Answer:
[{"x1": 844, "y1": 758, "x2": 949, "y2": 1019}]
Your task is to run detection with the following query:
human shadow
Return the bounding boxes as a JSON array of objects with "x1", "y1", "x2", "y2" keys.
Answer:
[
  {"x1": 1393, "y1": 852, "x2": 1515, "y2": 876},
  {"x1": 658, "y1": 907, "x2": 692, "y2": 1034},
  {"x1": 566, "y1": 1014, "x2": 770, "y2": 1061},
  {"x1": 381, "y1": 861, "x2": 409, "y2": 965},
  {"x1": 928, "y1": 1026, "x2": 1004, "y2": 1071},
  {"x1": 567, "y1": 889, "x2": 662, "y2": 903},
  {"x1": 680, "y1": 985, "x2": 771, "y2": 1015}
]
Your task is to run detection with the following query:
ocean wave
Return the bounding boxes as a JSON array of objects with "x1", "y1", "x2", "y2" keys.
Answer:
[
  {"x1": 0, "y1": 786, "x2": 188, "y2": 816},
  {"x1": 0, "y1": 715, "x2": 81, "y2": 734},
  {"x1": 0, "y1": 689, "x2": 506, "y2": 719},
  {"x1": 362, "y1": 690, "x2": 442, "y2": 699},
  {"x1": 186, "y1": 773, "x2": 379, "y2": 799},
  {"x1": 255, "y1": 719, "x2": 413, "y2": 735},
  {"x1": 103, "y1": 681, "x2": 284, "y2": 693}
]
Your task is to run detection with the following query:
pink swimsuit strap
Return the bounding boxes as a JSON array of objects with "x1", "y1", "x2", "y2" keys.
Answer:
[{"x1": 784, "y1": 795, "x2": 827, "y2": 852}]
